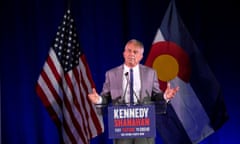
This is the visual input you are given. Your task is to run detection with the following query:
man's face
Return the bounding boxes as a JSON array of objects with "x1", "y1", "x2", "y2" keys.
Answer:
[{"x1": 123, "y1": 43, "x2": 143, "y2": 67}]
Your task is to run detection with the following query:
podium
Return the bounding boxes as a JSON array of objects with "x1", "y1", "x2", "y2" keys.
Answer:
[{"x1": 108, "y1": 104, "x2": 156, "y2": 139}]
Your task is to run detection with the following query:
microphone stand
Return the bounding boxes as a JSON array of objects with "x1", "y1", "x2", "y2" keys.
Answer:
[{"x1": 122, "y1": 72, "x2": 129, "y2": 104}]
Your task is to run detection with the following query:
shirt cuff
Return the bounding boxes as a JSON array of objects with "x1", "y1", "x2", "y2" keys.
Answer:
[
  {"x1": 163, "y1": 93, "x2": 170, "y2": 103},
  {"x1": 96, "y1": 95, "x2": 102, "y2": 104}
]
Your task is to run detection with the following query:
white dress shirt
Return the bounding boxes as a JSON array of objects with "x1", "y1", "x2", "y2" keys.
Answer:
[{"x1": 123, "y1": 64, "x2": 141, "y2": 104}]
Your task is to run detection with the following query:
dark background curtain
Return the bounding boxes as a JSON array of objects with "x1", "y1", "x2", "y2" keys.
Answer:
[{"x1": 1, "y1": 0, "x2": 239, "y2": 143}]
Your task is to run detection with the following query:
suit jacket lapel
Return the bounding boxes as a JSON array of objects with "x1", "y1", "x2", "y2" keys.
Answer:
[
  {"x1": 139, "y1": 64, "x2": 146, "y2": 100},
  {"x1": 112, "y1": 65, "x2": 124, "y2": 99},
  {"x1": 117, "y1": 65, "x2": 124, "y2": 95}
]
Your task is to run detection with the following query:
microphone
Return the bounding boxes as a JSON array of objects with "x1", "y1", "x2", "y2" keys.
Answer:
[
  {"x1": 122, "y1": 72, "x2": 129, "y2": 104},
  {"x1": 123, "y1": 71, "x2": 140, "y2": 104},
  {"x1": 112, "y1": 96, "x2": 122, "y2": 105},
  {"x1": 142, "y1": 90, "x2": 152, "y2": 105},
  {"x1": 134, "y1": 91, "x2": 141, "y2": 105}
]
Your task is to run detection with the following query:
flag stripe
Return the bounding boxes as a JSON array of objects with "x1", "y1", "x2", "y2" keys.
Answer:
[
  {"x1": 38, "y1": 72, "x2": 62, "y2": 119},
  {"x1": 64, "y1": 71, "x2": 89, "y2": 142},
  {"x1": 39, "y1": 54, "x2": 81, "y2": 143},
  {"x1": 62, "y1": 117, "x2": 78, "y2": 144},
  {"x1": 61, "y1": 83, "x2": 87, "y2": 144},
  {"x1": 37, "y1": 71, "x2": 79, "y2": 143},
  {"x1": 80, "y1": 55, "x2": 96, "y2": 89},
  {"x1": 41, "y1": 66, "x2": 62, "y2": 108},
  {"x1": 36, "y1": 83, "x2": 62, "y2": 127},
  {"x1": 61, "y1": 124, "x2": 71, "y2": 144},
  {"x1": 47, "y1": 49, "x2": 63, "y2": 84},
  {"x1": 171, "y1": 77, "x2": 214, "y2": 143},
  {"x1": 74, "y1": 68, "x2": 92, "y2": 138},
  {"x1": 72, "y1": 69, "x2": 91, "y2": 138},
  {"x1": 79, "y1": 56, "x2": 103, "y2": 135}
]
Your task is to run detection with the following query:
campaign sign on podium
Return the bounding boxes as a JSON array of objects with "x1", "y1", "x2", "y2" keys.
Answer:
[{"x1": 108, "y1": 104, "x2": 156, "y2": 139}]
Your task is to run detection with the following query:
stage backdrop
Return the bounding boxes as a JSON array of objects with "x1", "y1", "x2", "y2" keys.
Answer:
[{"x1": 1, "y1": 0, "x2": 239, "y2": 144}]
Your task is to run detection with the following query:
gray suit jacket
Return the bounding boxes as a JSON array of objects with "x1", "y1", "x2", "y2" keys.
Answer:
[{"x1": 100, "y1": 64, "x2": 165, "y2": 105}]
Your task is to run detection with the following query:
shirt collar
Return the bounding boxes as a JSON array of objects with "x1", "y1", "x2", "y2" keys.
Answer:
[{"x1": 123, "y1": 64, "x2": 139, "y2": 72}]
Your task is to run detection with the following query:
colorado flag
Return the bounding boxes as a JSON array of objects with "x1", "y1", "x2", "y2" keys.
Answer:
[{"x1": 145, "y1": 1, "x2": 228, "y2": 144}]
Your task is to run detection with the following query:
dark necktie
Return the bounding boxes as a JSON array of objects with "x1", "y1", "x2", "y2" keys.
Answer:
[{"x1": 130, "y1": 69, "x2": 134, "y2": 104}]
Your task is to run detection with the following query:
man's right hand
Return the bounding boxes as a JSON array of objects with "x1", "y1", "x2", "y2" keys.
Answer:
[{"x1": 88, "y1": 88, "x2": 100, "y2": 104}]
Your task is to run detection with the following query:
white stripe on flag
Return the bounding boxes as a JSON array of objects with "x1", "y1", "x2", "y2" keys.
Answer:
[
  {"x1": 153, "y1": 29, "x2": 165, "y2": 43},
  {"x1": 170, "y1": 77, "x2": 214, "y2": 143}
]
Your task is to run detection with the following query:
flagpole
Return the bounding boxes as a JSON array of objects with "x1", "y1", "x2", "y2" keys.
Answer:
[{"x1": 66, "y1": 0, "x2": 72, "y2": 10}]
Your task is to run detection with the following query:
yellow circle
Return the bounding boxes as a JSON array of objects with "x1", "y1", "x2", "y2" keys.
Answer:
[{"x1": 152, "y1": 54, "x2": 179, "y2": 82}]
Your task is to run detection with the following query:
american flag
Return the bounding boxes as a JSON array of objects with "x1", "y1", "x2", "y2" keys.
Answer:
[{"x1": 36, "y1": 9, "x2": 104, "y2": 144}]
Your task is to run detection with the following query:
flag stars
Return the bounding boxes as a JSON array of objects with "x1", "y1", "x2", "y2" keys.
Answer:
[
  {"x1": 51, "y1": 11, "x2": 81, "y2": 73},
  {"x1": 67, "y1": 49, "x2": 70, "y2": 53},
  {"x1": 54, "y1": 44, "x2": 58, "y2": 48}
]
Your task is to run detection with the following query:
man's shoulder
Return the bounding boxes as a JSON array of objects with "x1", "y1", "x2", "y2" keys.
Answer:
[
  {"x1": 106, "y1": 65, "x2": 123, "y2": 73},
  {"x1": 139, "y1": 64, "x2": 155, "y2": 72}
]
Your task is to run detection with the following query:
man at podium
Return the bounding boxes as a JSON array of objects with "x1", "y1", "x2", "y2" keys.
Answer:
[{"x1": 88, "y1": 39, "x2": 179, "y2": 144}]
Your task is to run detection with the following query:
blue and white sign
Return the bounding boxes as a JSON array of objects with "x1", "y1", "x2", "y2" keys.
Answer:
[{"x1": 108, "y1": 104, "x2": 156, "y2": 139}]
